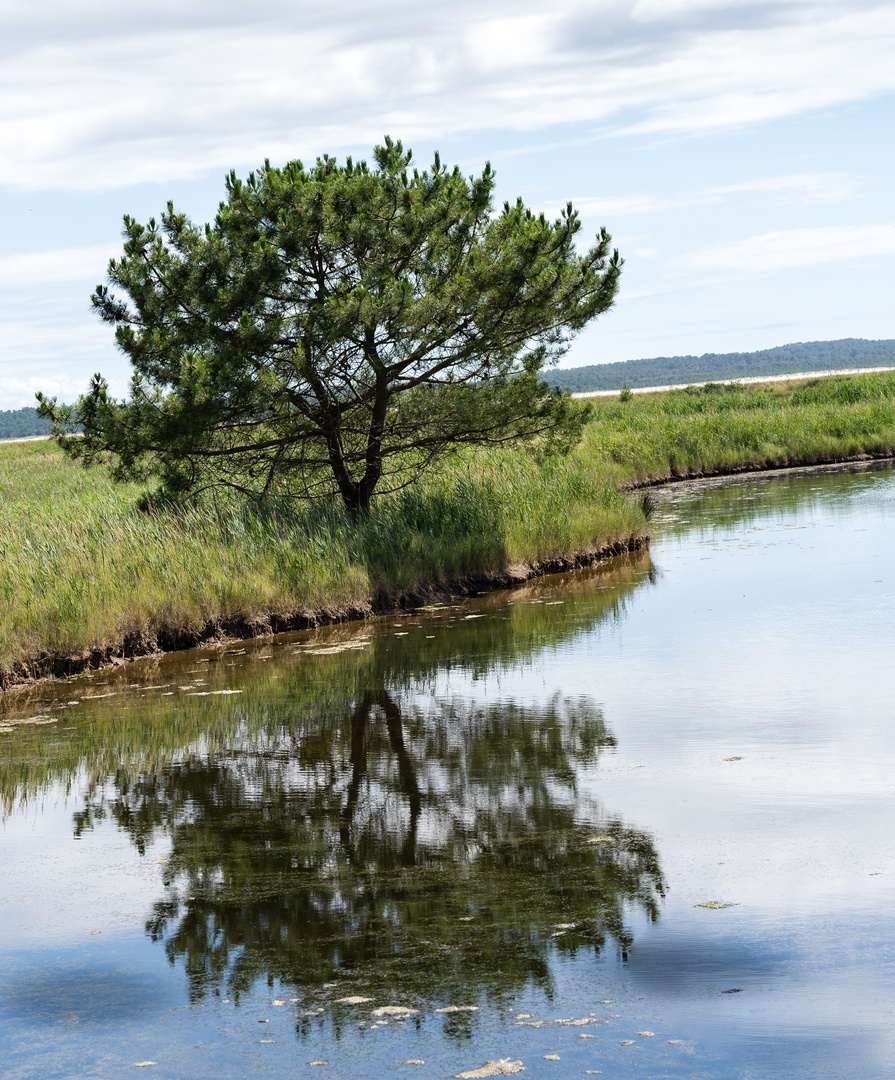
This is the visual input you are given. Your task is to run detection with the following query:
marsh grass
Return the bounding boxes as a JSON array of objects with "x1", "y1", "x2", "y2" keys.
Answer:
[
  {"x1": 0, "y1": 439, "x2": 640, "y2": 674},
  {"x1": 2, "y1": 370, "x2": 894, "y2": 678},
  {"x1": 583, "y1": 373, "x2": 895, "y2": 482}
]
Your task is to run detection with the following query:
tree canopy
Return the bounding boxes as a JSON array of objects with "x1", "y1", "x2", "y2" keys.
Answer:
[{"x1": 38, "y1": 138, "x2": 622, "y2": 515}]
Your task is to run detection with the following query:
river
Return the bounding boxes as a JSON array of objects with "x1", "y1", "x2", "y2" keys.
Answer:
[{"x1": 1, "y1": 461, "x2": 893, "y2": 1079}]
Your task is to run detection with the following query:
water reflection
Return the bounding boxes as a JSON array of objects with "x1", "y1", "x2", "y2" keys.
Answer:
[
  {"x1": 0, "y1": 553, "x2": 664, "y2": 1013},
  {"x1": 649, "y1": 459, "x2": 894, "y2": 535},
  {"x1": 75, "y1": 689, "x2": 663, "y2": 1008},
  {"x1": 0, "y1": 551, "x2": 652, "y2": 808}
]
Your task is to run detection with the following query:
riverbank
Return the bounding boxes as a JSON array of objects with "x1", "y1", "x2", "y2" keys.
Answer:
[
  {"x1": 1, "y1": 532, "x2": 647, "y2": 689},
  {"x1": 581, "y1": 369, "x2": 895, "y2": 486},
  {"x1": 0, "y1": 438, "x2": 647, "y2": 689},
  {"x1": 3, "y1": 370, "x2": 895, "y2": 690}
]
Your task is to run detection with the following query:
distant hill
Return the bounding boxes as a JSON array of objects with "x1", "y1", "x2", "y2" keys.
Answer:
[
  {"x1": 547, "y1": 339, "x2": 895, "y2": 393},
  {"x1": 0, "y1": 407, "x2": 51, "y2": 441}
]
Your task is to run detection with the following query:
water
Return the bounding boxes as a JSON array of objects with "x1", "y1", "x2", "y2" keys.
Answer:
[{"x1": 1, "y1": 461, "x2": 894, "y2": 1079}]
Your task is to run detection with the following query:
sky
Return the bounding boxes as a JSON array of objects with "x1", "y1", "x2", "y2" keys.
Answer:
[{"x1": 1, "y1": 0, "x2": 893, "y2": 409}]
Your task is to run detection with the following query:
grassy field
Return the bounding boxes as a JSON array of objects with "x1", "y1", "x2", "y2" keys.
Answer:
[
  {"x1": 584, "y1": 370, "x2": 895, "y2": 483},
  {"x1": 2, "y1": 370, "x2": 895, "y2": 684}
]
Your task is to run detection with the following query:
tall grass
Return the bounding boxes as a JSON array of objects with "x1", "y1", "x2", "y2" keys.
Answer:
[
  {"x1": 0, "y1": 439, "x2": 641, "y2": 674},
  {"x1": 582, "y1": 373, "x2": 895, "y2": 483}
]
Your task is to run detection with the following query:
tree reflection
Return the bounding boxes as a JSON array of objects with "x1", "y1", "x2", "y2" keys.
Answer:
[{"x1": 77, "y1": 689, "x2": 663, "y2": 1007}]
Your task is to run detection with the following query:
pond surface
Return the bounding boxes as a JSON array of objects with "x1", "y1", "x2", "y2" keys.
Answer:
[{"x1": 1, "y1": 462, "x2": 894, "y2": 1080}]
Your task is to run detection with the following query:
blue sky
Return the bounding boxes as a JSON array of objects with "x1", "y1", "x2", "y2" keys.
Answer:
[{"x1": 1, "y1": 0, "x2": 893, "y2": 408}]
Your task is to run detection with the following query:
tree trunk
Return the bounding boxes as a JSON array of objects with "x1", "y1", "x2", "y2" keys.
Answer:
[
  {"x1": 324, "y1": 376, "x2": 389, "y2": 518},
  {"x1": 324, "y1": 428, "x2": 368, "y2": 518}
]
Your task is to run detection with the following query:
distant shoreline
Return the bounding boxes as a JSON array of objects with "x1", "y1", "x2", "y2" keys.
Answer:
[
  {"x1": 547, "y1": 337, "x2": 895, "y2": 394},
  {"x1": 571, "y1": 365, "x2": 895, "y2": 398}
]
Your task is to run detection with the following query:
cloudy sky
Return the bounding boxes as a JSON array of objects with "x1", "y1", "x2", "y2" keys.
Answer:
[{"x1": 1, "y1": 0, "x2": 893, "y2": 408}]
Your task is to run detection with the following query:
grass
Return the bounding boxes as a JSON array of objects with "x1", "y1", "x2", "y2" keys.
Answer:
[
  {"x1": 2, "y1": 370, "x2": 895, "y2": 682},
  {"x1": 0, "y1": 438, "x2": 641, "y2": 679},
  {"x1": 581, "y1": 371, "x2": 895, "y2": 483}
]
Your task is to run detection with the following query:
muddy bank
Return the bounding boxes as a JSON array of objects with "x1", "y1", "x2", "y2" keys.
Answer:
[{"x1": 0, "y1": 534, "x2": 648, "y2": 692}]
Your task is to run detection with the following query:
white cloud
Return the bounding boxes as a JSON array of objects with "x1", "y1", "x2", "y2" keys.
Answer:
[
  {"x1": 546, "y1": 172, "x2": 866, "y2": 219},
  {"x1": 684, "y1": 223, "x2": 895, "y2": 272},
  {"x1": 0, "y1": 315, "x2": 106, "y2": 355},
  {"x1": 718, "y1": 174, "x2": 867, "y2": 204},
  {"x1": 1, "y1": 374, "x2": 93, "y2": 410},
  {"x1": 605, "y1": 6, "x2": 895, "y2": 138},
  {"x1": 0, "y1": 291, "x2": 122, "y2": 410},
  {"x1": 0, "y1": 1, "x2": 892, "y2": 190},
  {"x1": 0, "y1": 242, "x2": 119, "y2": 286}
]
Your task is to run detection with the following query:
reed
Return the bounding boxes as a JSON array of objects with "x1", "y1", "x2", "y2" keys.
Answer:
[
  {"x1": 0, "y1": 438, "x2": 641, "y2": 675},
  {"x1": 581, "y1": 373, "x2": 895, "y2": 483}
]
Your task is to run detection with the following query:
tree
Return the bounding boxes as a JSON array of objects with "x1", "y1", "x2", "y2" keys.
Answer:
[{"x1": 37, "y1": 138, "x2": 622, "y2": 516}]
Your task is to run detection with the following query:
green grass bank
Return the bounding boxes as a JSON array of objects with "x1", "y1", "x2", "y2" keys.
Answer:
[
  {"x1": 584, "y1": 369, "x2": 895, "y2": 484},
  {"x1": 3, "y1": 370, "x2": 895, "y2": 688}
]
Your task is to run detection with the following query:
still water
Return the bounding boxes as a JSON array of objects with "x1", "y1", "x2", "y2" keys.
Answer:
[{"x1": 1, "y1": 462, "x2": 894, "y2": 1080}]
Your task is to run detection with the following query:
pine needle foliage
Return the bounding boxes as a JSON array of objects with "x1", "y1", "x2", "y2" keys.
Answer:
[{"x1": 37, "y1": 138, "x2": 621, "y2": 516}]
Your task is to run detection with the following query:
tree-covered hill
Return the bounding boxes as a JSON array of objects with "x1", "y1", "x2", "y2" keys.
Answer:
[
  {"x1": 547, "y1": 339, "x2": 895, "y2": 393},
  {"x1": 0, "y1": 408, "x2": 51, "y2": 441}
]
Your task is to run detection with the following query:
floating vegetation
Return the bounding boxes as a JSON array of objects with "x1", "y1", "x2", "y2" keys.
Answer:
[
  {"x1": 1, "y1": 715, "x2": 59, "y2": 727},
  {"x1": 301, "y1": 644, "x2": 370, "y2": 655},
  {"x1": 185, "y1": 689, "x2": 243, "y2": 696},
  {"x1": 456, "y1": 1060, "x2": 525, "y2": 1078}
]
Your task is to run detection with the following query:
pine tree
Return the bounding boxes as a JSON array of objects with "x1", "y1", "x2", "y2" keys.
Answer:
[{"x1": 38, "y1": 139, "x2": 622, "y2": 516}]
